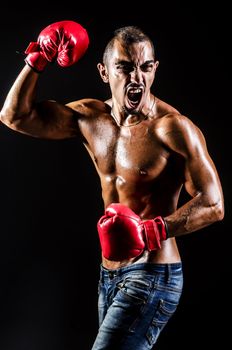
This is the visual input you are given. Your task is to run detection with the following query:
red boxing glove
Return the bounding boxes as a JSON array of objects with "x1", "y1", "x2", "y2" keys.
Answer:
[
  {"x1": 97, "y1": 203, "x2": 168, "y2": 261},
  {"x1": 25, "y1": 20, "x2": 89, "y2": 72},
  {"x1": 97, "y1": 204, "x2": 145, "y2": 261}
]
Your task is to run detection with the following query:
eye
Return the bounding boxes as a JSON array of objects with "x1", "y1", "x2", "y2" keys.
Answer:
[
  {"x1": 116, "y1": 64, "x2": 133, "y2": 74},
  {"x1": 140, "y1": 63, "x2": 154, "y2": 72}
]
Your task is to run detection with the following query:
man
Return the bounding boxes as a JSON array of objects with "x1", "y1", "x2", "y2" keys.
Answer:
[{"x1": 0, "y1": 20, "x2": 224, "y2": 349}]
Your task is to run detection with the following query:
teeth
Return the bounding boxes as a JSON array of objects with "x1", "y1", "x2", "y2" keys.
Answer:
[{"x1": 128, "y1": 88, "x2": 142, "y2": 93}]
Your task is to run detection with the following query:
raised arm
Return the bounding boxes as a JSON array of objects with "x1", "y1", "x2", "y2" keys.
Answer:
[
  {"x1": 161, "y1": 114, "x2": 224, "y2": 237},
  {"x1": 0, "y1": 20, "x2": 89, "y2": 139}
]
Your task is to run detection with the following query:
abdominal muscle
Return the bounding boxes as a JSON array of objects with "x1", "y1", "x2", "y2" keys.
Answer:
[
  {"x1": 102, "y1": 238, "x2": 181, "y2": 269},
  {"x1": 99, "y1": 162, "x2": 183, "y2": 269}
]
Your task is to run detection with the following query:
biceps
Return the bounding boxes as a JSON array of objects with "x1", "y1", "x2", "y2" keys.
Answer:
[
  {"x1": 24, "y1": 101, "x2": 79, "y2": 139},
  {"x1": 184, "y1": 155, "x2": 221, "y2": 200}
]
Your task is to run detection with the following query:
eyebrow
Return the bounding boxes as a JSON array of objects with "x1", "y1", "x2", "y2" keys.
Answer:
[{"x1": 115, "y1": 59, "x2": 155, "y2": 65}]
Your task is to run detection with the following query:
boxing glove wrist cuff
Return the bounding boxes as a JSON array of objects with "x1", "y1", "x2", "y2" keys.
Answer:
[
  {"x1": 163, "y1": 218, "x2": 170, "y2": 239},
  {"x1": 143, "y1": 216, "x2": 168, "y2": 251},
  {"x1": 24, "y1": 42, "x2": 49, "y2": 73}
]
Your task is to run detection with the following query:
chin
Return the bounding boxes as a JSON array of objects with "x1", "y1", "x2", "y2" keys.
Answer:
[{"x1": 124, "y1": 104, "x2": 141, "y2": 115}]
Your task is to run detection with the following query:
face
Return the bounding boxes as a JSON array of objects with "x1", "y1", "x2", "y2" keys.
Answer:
[{"x1": 98, "y1": 39, "x2": 159, "y2": 114}]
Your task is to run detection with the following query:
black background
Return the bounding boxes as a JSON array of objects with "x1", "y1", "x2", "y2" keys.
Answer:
[{"x1": 0, "y1": 2, "x2": 230, "y2": 349}]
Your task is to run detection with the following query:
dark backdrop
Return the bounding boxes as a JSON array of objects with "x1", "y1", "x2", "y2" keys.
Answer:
[{"x1": 0, "y1": 2, "x2": 230, "y2": 349}]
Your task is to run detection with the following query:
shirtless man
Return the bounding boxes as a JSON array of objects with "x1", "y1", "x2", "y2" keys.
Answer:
[{"x1": 0, "y1": 21, "x2": 224, "y2": 350}]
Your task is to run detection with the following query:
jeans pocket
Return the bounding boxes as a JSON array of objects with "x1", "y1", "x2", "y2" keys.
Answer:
[
  {"x1": 146, "y1": 298, "x2": 179, "y2": 345},
  {"x1": 117, "y1": 277, "x2": 151, "y2": 304}
]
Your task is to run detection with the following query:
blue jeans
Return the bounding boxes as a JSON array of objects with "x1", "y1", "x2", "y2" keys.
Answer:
[{"x1": 91, "y1": 262, "x2": 183, "y2": 350}]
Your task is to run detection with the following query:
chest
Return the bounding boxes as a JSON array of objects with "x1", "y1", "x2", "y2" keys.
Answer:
[{"x1": 88, "y1": 123, "x2": 168, "y2": 178}]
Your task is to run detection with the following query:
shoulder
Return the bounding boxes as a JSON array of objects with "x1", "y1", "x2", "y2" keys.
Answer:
[
  {"x1": 65, "y1": 98, "x2": 112, "y2": 142},
  {"x1": 158, "y1": 113, "x2": 201, "y2": 135},
  {"x1": 154, "y1": 97, "x2": 202, "y2": 137},
  {"x1": 154, "y1": 103, "x2": 206, "y2": 156},
  {"x1": 66, "y1": 98, "x2": 111, "y2": 118}
]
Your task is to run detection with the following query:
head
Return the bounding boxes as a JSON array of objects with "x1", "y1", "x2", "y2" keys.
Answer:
[{"x1": 97, "y1": 26, "x2": 159, "y2": 114}]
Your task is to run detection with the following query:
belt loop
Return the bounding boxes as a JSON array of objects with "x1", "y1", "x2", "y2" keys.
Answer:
[
  {"x1": 166, "y1": 264, "x2": 171, "y2": 283},
  {"x1": 108, "y1": 271, "x2": 115, "y2": 279}
]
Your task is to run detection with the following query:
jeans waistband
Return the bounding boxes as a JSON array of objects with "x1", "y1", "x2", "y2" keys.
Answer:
[{"x1": 100, "y1": 262, "x2": 182, "y2": 280}]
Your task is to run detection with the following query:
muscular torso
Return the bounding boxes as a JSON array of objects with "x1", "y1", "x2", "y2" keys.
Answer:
[
  {"x1": 0, "y1": 67, "x2": 223, "y2": 269},
  {"x1": 71, "y1": 96, "x2": 183, "y2": 268}
]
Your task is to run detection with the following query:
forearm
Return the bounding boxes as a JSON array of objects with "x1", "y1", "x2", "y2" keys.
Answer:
[
  {"x1": 0, "y1": 65, "x2": 39, "y2": 126},
  {"x1": 165, "y1": 193, "x2": 224, "y2": 237}
]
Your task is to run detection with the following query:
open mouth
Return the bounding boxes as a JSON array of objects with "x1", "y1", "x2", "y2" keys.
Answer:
[{"x1": 126, "y1": 86, "x2": 143, "y2": 108}]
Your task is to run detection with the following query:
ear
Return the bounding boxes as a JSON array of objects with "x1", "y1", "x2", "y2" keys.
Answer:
[
  {"x1": 154, "y1": 60, "x2": 159, "y2": 70},
  {"x1": 97, "y1": 63, "x2": 109, "y2": 83}
]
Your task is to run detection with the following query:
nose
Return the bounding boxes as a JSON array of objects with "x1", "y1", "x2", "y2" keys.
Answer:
[{"x1": 130, "y1": 67, "x2": 143, "y2": 84}]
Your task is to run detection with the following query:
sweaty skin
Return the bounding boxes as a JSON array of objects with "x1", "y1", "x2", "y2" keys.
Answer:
[{"x1": 0, "y1": 39, "x2": 224, "y2": 269}]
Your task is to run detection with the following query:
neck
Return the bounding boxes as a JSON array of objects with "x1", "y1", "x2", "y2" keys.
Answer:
[{"x1": 111, "y1": 97, "x2": 155, "y2": 127}]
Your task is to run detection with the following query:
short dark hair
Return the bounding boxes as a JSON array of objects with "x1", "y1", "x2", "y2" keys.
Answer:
[{"x1": 103, "y1": 26, "x2": 155, "y2": 64}]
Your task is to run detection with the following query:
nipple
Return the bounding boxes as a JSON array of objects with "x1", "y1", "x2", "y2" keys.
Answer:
[{"x1": 139, "y1": 169, "x2": 147, "y2": 175}]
